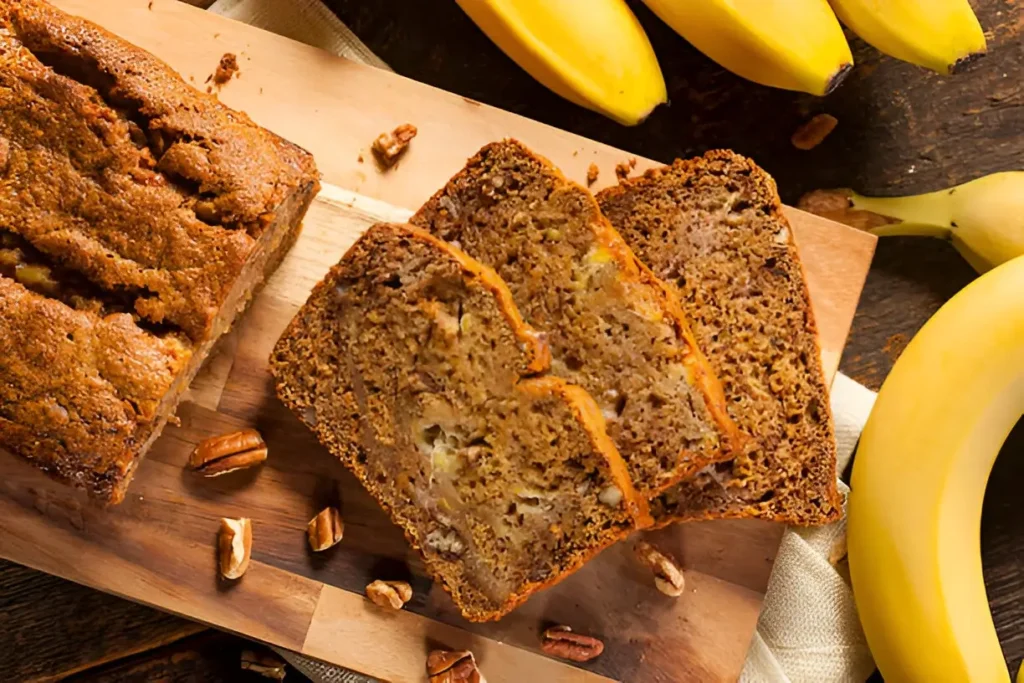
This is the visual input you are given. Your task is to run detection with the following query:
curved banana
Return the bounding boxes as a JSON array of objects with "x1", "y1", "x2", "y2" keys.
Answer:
[
  {"x1": 828, "y1": 0, "x2": 986, "y2": 74},
  {"x1": 798, "y1": 172, "x2": 1024, "y2": 273},
  {"x1": 641, "y1": 0, "x2": 853, "y2": 95},
  {"x1": 456, "y1": 0, "x2": 667, "y2": 126},
  {"x1": 848, "y1": 255, "x2": 1024, "y2": 683},
  {"x1": 858, "y1": 172, "x2": 1024, "y2": 273}
]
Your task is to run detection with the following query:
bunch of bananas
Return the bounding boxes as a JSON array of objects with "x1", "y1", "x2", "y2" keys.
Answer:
[{"x1": 457, "y1": 0, "x2": 987, "y2": 124}]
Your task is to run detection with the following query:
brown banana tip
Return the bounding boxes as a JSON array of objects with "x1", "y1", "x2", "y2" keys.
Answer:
[
  {"x1": 824, "y1": 62, "x2": 853, "y2": 96},
  {"x1": 949, "y1": 51, "x2": 985, "y2": 75}
]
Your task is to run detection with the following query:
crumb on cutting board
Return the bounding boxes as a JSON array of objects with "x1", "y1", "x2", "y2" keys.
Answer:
[
  {"x1": 211, "y1": 53, "x2": 240, "y2": 89},
  {"x1": 586, "y1": 163, "x2": 599, "y2": 187},
  {"x1": 615, "y1": 157, "x2": 636, "y2": 182},
  {"x1": 372, "y1": 124, "x2": 418, "y2": 170}
]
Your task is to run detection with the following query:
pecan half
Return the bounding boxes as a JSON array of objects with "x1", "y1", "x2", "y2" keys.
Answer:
[
  {"x1": 219, "y1": 517, "x2": 252, "y2": 580},
  {"x1": 634, "y1": 540, "x2": 685, "y2": 597},
  {"x1": 366, "y1": 579, "x2": 412, "y2": 609},
  {"x1": 427, "y1": 650, "x2": 486, "y2": 683},
  {"x1": 240, "y1": 649, "x2": 287, "y2": 681},
  {"x1": 307, "y1": 507, "x2": 344, "y2": 552},
  {"x1": 189, "y1": 429, "x2": 267, "y2": 476},
  {"x1": 791, "y1": 113, "x2": 839, "y2": 150},
  {"x1": 371, "y1": 123, "x2": 418, "y2": 169},
  {"x1": 540, "y1": 625, "x2": 604, "y2": 662}
]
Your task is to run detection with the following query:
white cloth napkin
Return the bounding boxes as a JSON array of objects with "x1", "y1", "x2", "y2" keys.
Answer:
[{"x1": 206, "y1": 2, "x2": 878, "y2": 680}]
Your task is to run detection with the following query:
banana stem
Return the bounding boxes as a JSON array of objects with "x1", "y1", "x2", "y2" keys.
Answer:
[{"x1": 852, "y1": 189, "x2": 955, "y2": 234}]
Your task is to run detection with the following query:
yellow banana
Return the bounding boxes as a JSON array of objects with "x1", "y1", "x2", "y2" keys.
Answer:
[
  {"x1": 848, "y1": 255, "x2": 1024, "y2": 683},
  {"x1": 641, "y1": 0, "x2": 853, "y2": 95},
  {"x1": 456, "y1": 0, "x2": 667, "y2": 126},
  {"x1": 800, "y1": 172, "x2": 1024, "y2": 273},
  {"x1": 828, "y1": 0, "x2": 986, "y2": 74}
]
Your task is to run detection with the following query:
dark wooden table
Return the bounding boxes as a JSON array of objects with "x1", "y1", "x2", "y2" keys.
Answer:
[{"x1": 2, "y1": 0, "x2": 1021, "y2": 680}]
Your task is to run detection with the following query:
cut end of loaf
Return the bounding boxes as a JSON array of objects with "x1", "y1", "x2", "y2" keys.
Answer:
[{"x1": 598, "y1": 150, "x2": 842, "y2": 526}]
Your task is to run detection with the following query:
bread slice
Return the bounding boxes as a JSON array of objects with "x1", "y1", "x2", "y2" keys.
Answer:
[
  {"x1": 0, "y1": 0, "x2": 319, "y2": 502},
  {"x1": 597, "y1": 151, "x2": 842, "y2": 526},
  {"x1": 270, "y1": 223, "x2": 650, "y2": 621},
  {"x1": 410, "y1": 140, "x2": 739, "y2": 499}
]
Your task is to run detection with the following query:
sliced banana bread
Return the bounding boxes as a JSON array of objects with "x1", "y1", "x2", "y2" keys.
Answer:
[
  {"x1": 597, "y1": 151, "x2": 842, "y2": 526},
  {"x1": 270, "y1": 223, "x2": 650, "y2": 621},
  {"x1": 410, "y1": 140, "x2": 739, "y2": 498}
]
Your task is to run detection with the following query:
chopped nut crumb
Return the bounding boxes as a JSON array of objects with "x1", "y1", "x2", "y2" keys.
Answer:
[
  {"x1": 366, "y1": 579, "x2": 413, "y2": 609},
  {"x1": 211, "y1": 53, "x2": 240, "y2": 89},
  {"x1": 357, "y1": 153, "x2": 364, "y2": 164},
  {"x1": 615, "y1": 158, "x2": 637, "y2": 182},
  {"x1": 791, "y1": 114, "x2": 838, "y2": 150},
  {"x1": 586, "y1": 163, "x2": 599, "y2": 187},
  {"x1": 371, "y1": 123, "x2": 418, "y2": 170}
]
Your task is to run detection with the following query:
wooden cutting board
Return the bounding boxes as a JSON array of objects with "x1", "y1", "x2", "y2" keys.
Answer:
[{"x1": 0, "y1": 1, "x2": 877, "y2": 681}]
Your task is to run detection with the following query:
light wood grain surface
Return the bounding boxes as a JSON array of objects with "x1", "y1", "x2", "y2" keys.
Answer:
[{"x1": 0, "y1": 1, "x2": 876, "y2": 681}]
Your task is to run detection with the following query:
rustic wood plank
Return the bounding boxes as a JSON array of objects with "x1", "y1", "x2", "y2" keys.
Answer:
[
  {"x1": 0, "y1": 560, "x2": 205, "y2": 683},
  {"x1": 64, "y1": 632, "x2": 306, "y2": 682}
]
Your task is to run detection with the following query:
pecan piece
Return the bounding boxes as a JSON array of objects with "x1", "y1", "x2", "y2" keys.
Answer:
[
  {"x1": 306, "y1": 506, "x2": 344, "y2": 551},
  {"x1": 540, "y1": 625, "x2": 604, "y2": 662},
  {"x1": 371, "y1": 123, "x2": 418, "y2": 169},
  {"x1": 365, "y1": 579, "x2": 412, "y2": 609},
  {"x1": 213, "y1": 52, "x2": 239, "y2": 87},
  {"x1": 614, "y1": 157, "x2": 636, "y2": 182},
  {"x1": 427, "y1": 650, "x2": 486, "y2": 683},
  {"x1": 240, "y1": 649, "x2": 287, "y2": 681},
  {"x1": 219, "y1": 517, "x2": 252, "y2": 580},
  {"x1": 634, "y1": 540, "x2": 685, "y2": 597},
  {"x1": 791, "y1": 113, "x2": 839, "y2": 150},
  {"x1": 189, "y1": 429, "x2": 267, "y2": 476}
]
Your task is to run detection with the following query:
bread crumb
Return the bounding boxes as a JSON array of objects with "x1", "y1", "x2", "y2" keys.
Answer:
[
  {"x1": 210, "y1": 53, "x2": 240, "y2": 90},
  {"x1": 615, "y1": 158, "x2": 636, "y2": 182},
  {"x1": 357, "y1": 154, "x2": 364, "y2": 164},
  {"x1": 372, "y1": 124, "x2": 417, "y2": 170},
  {"x1": 147, "y1": 0, "x2": 153, "y2": 9},
  {"x1": 791, "y1": 114, "x2": 838, "y2": 150},
  {"x1": 586, "y1": 163, "x2": 599, "y2": 187}
]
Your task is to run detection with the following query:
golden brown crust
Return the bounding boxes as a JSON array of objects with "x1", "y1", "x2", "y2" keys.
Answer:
[
  {"x1": 598, "y1": 150, "x2": 842, "y2": 526},
  {"x1": 0, "y1": 0, "x2": 319, "y2": 502}
]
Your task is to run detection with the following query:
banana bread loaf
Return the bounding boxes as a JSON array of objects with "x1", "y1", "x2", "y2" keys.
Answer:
[
  {"x1": 0, "y1": 0, "x2": 319, "y2": 502},
  {"x1": 410, "y1": 140, "x2": 739, "y2": 498},
  {"x1": 270, "y1": 223, "x2": 650, "y2": 621},
  {"x1": 597, "y1": 151, "x2": 842, "y2": 525}
]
